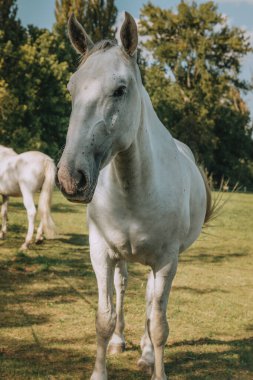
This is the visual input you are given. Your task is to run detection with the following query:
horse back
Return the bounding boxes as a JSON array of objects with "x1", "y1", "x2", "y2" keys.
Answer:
[{"x1": 16, "y1": 151, "x2": 54, "y2": 192}]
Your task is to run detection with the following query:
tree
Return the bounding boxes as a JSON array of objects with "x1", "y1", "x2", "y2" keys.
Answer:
[
  {"x1": 13, "y1": 26, "x2": 71, "y2": 157},
  {"x1": 0, "y1": 0, "x2": 28, "y2": 149},
  {"x1": 0, "y1": 0, "x2": 25, "y2": 44},
  {"x1": 54, "y1": 0, "x2": 117, "y2": 70},
  {"x1": 84, "y1": 0, "x2": 117, "y2": 41},
  {"x1": 55, "y1": 0, "x2": 117, "y2": 40},
  {"x1": 139, "y1": 1, "x2": 253, "y2": 187},
  {"x1": 0, "y1": 1, "x2": 70, "y2": 156}
]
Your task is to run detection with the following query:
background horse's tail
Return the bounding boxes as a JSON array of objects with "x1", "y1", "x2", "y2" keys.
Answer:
[{"x1": 38, "y1": 159, "x2": 57, "y2": 239}]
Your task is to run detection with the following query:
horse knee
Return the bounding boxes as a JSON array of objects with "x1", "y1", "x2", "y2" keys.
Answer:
[
  {"x1": 27, "y1": 207, "x2": 36, "y2": 219},
  {"x1": 96, "y1": 309, "x2": 116, "y2": 340},
  {"x1": 1, "y1": 208, "x2": 7, "y2": 218},
  {"x1": 149, "y1": 313, "x2": 169, "y2": 347}
]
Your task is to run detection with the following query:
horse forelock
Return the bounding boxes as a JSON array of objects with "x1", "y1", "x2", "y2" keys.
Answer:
[{"x1": 79, "y1": 39, "x2": 118, "y2": 66}]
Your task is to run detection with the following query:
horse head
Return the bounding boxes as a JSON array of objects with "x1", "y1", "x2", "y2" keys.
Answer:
[{"x1": 57, "y1": 12, "x2": 142, "y2": 203}]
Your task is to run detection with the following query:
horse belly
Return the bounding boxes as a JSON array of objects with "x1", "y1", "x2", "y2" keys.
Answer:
[{"x1": 0, "y1": 172, "x2": 21, "y2": 196}]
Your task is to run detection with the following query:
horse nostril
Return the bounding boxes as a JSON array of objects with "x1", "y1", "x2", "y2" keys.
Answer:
[{"x1": 77, "y1": 170, "x2": 87, "y2": 190}]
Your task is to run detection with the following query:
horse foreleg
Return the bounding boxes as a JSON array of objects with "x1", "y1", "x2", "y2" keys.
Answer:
[
  {"x1": 0, "y1": 195, "x2": 8, "y2": 239},
  {"x1": 149, "y1": 254, "x2": 178, "y2": 380},
  {"x1": 108, "y1": 260, "x2": 128, "y2": 354},
  {"x1": 138, "y1": 270, "x2": 155, "y2": 374},
  {"x1": 90, "y1": 232, "x2": 116, "y2": 380},
  {"x1": 20, "y1": 188, "x2": 36, "y2": 250}
]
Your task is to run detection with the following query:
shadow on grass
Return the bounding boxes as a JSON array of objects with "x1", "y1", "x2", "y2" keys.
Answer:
[
  {"x1": 0, "y1": 336, "x2": 94, "y2": 380},
  {"x1": 52, "y1": 202, "x2": 82, "y2": 214},
  {"x1": 6, "y1": 223, "x2": 27, "y2": 234},
  {"x1": 0, "y1": 334, "x2": 252, "y2": 379},
  {"x1": 59, "y1": 233, "x2": 89, "y2": 246},
  {"x1": 180, "y1": 251, "x2": 248, "y2": 264},
  {"x1": 0, "y1": 232, "x2": 96, "y2": 329},
  {"x1": 0, "y1": 310, "x2": 49, "y2": 329},
  {"x1": 167, "y1": 337, "x2": 253, "y2": 379},
  {"x1": 8, "y1": 201, "x2": 25, "y2": 210},
  {"x1": 173, "y1": 285, "x2": 229, "y2": 294}
]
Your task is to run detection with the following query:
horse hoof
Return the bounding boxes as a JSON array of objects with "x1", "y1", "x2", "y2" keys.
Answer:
[
  {"x1": 90, "y1": 370, "x2": 107, "y2": 380},
  {"x1": 107, "y1": 342, "x2": 126, "y2": 355},
  {"x1": 35, "y1": 237, "x2": 44, "y2": 244},
  {"x1": 137, "y1": 358, "x2": 154, "y2": 375},
  {"x1": 0, "y1": 232, "x2": 6, "y2": 239},
  {"x1": 20, "y1": 244, "x2": 28, "y2": 251}
]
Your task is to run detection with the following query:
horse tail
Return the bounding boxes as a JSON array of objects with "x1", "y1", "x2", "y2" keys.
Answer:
[
  {"x1": 200, "y1": 168, "x2": 238, "y2": 228},
  {"x1": 199, "y1": 167, "x2": 219, "y2": 226},
  {"x1": 202, "y1": 170, "x2": 213, "y2": 225},
  {"x1": 38, "y1": 158, "x2": 57, "y2": 239}
]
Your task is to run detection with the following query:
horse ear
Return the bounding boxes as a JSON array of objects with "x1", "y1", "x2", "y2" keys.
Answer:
[
  {"x1": 68, "y1": 13, "x2": 94, "y2": 54},
  {"x1": 120, "y1": 12, "x2": 138, "y2": 56}
]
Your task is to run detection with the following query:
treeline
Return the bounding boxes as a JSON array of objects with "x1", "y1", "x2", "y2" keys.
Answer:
[{"x1": 0, "y1": 0, "x2": 253, "y2": 187}]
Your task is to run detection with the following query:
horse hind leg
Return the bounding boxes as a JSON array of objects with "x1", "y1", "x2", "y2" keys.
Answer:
[
  {"x1": 35, "y1": 221, "x2": 44, "y2": 244},
  {"x1": 0, "y1": 195, "x2": 8, "y2": 239},
  {"x1": 138, "y1": 270, "x2": 155, "y2": 375},
  {"x1": 108, "y1": 260, "x2": 128, "y2": 355},
  {"x1": 20, "y1": 187, "x2": 36, "y2": 250}
]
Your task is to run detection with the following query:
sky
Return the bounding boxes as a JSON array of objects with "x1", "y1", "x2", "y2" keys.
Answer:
[{"x1": 16, "y1": 0, "x2": 253, "y2": 114}]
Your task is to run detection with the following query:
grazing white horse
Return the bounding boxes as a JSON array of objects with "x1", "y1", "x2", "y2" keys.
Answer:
[
  {"x1": 57, "y1": 13, "x2": 213, "y2": 380},
  {"x1": 0, "y1": 145, "x2": 56, "y2": 250}
]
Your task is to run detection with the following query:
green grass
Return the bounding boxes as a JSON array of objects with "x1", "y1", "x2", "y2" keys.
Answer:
[{"x1": 0, "y1": 190, "x2": 252, "y2": 379}]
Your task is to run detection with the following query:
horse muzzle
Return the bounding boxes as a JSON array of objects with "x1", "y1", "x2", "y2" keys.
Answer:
[{"x1": 56, "y1": 165, "x2": 95, "y2": 204}]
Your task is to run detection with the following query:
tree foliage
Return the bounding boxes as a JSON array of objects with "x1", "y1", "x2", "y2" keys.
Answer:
[
  {"x1": 0, "y1": 1, "x2": 70, "y2": 156},
  {"x1": 0, "y1": 0, "x2": 252, "y2": 187},
  {"x1": 0, "y1": 0, "x2": 117, "y2": 158},
  {"x1": 54, "y1": 0, "x2": 117, "y2": 70},
  {"x1": 140, "y1": 1, "x2": 253, "y2": 187}
]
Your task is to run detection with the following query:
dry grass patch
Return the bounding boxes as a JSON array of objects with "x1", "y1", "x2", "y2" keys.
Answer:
[{"x1": 0, "y1": 191, "x2": 252, "y2": 379}]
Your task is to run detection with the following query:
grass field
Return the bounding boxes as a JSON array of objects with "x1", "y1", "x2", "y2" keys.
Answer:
[{"x1": 0, "y1": 190, "x2": 252, "y2": 380}]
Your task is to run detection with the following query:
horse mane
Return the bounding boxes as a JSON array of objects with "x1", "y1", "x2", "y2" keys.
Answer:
[{"x1": 79, "y1": 39, "x2": 118, "y2": 66}]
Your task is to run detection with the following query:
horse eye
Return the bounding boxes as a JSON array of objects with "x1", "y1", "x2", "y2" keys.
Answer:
[{"x1": 113, "y1": 86, "x2": 126, "y2": 97}]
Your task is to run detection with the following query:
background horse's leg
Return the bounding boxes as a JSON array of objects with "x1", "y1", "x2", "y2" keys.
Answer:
[
  {"x1": 138, "y1": 270, "x2": 155, "y2": 374},
  {"x1": 20, "y1": 186, "x2": 36, "y2": 250},
  {"x1": 149, "y1": 254, "x2": 178, "y2": 380},
  {"x1": 37, "y1": 159, "x2": 56, "y2": 239},
  {"x1": 35, "y1": 221, "x2": 43, "y2": 243},
  {"x1": 90, "y1": 231, "x2": 116, "y2": 380},
  {"x1": 108, "y1": 260, "x2": 128, "y2": 355},
  {"x1": 0, "y1": 195, "x2": 9, "y2": 239}
]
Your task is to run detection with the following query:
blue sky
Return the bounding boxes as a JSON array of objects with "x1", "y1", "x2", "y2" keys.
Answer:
[{"x1": 17, "y1": 0, "x2": 253, "y2": 114}]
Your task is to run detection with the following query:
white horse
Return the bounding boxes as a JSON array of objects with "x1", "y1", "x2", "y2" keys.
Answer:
[
  {"x1": 57, "y1": 13, "x2": 213, "y2": 380},
  {"x1": 0, "y1": 145, "x2": 56, "y2": 250}
]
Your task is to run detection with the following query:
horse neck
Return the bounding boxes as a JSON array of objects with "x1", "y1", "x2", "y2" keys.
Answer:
[{"x1": 110, "y1": 86, "x2": 159, "y2": 194}]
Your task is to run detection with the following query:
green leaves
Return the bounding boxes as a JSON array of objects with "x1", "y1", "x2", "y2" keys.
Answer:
[
  {"x1": 139, "y1": 1, "x2": 253, "y2": 187},
  {"x1": 0, "y1": 0, "x2": 117, "y2": 159}
]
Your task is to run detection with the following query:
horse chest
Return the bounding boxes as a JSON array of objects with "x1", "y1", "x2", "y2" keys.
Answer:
[
  {"x1": 108, "y1": 226, "x2": 158, "y2": 263},
  {"x1": 90, "y1": 174, "x2": 184, "y2": 264},
  {"x1": 93, "y1": 207, "x2": 172, "y2": 265}
]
